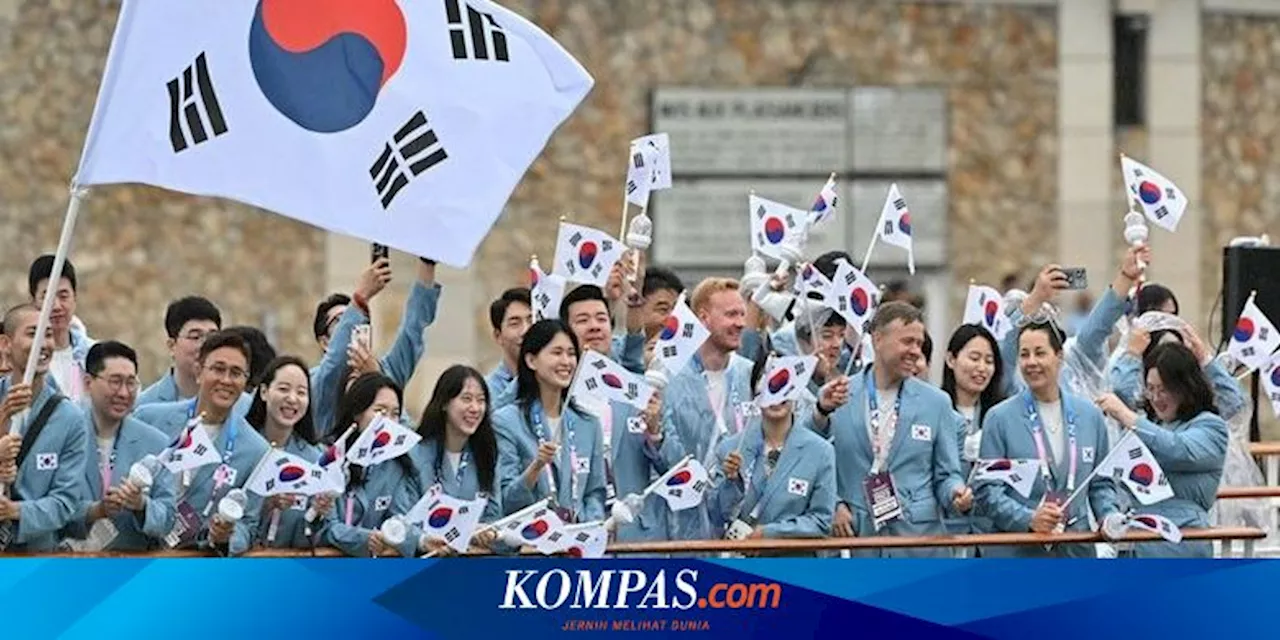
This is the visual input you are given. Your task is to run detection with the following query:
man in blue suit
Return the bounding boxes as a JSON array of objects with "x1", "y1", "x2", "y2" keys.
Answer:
[
  {"x1": 815, "y1": 302, "x2": 972, "y2": 557},
  {"x1": 0, "y1": 303, "x2": 90, "y2": 552},
  {"x1": 137, "y1": 296, "x2": 223, "y2": 407},
  {"x1": 485, "y1": 288, "x2": 532, "y2": 408},
  {"x1": 64, "y1": 341, "x2": 176, "y2": 550}
]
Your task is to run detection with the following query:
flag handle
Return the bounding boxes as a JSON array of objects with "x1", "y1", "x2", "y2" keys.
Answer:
[
  {"x1": 2, "y1": 185, "x2": 88, "y2": 498},
  {"x1": 1062, "y1": 430, "x2": 1135, "y2": 509},
  {"x1": 641, "y1": 454, "x2": 695, "y2": 498},
  {"x1": 462, "y1": 497, "x2": 556, "y2": 555},
  {"x1": 858, "y1": 226, "x2": 879, "y2": 274}
]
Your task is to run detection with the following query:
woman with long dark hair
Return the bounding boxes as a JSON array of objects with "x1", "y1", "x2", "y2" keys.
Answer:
[
  {"x1": 400, "y1": 365, "x2": 503, "y2": 554},
  {"x1": 493, "y1": 319, "x2": 606, "y2": 524},
  {"x1": 245, "y1": 355, "x2": 333, "y2": 548},
  {"x1": 976, "y1": 321, "x2": 1122, "y2": 557},
  {"x1": 941, "y1": 325, "x2": 1007, "y2": 473},
  {"x1": 1096, "y1": 342, "x2": 1228, "y2": 557},
  {"x1": 319, "y1": 372, "x2": 419, "y2": 557}
]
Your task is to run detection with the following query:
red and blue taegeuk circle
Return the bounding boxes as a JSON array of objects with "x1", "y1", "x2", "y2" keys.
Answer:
[
  {"x1": 763, "y1": 217, "x2": 786, "y2": 244},
  {"x1": 767, "y1": 369, "x2": 791, "y2": 394},
  {"x1": 577, "y1": 242, "x2": 599, "y2": 269},
  {"x1": 428, "y1": 507, "x2": 453, "y2": 529},
  {"x1": 1138, "y1": 181, "x2": 1162, "y2": 205},
  {"x1": 249, "y1": 0, "x2": 407, "y2": 133},
  {"x1": 1234, "y1": 317, "x2": 1256, "y2": 343},
  {"x1": 659, "y1": 316, "x2": 679, "y2": 341},
  {"x1": 278, "y1": 464, "x2": 306, "y2": 482},
  {"x1": 898, "y1": 212, "x2": 912, "y2": 235},
  {"x1": 850, "y1": 287, "x2": 870, "y2": 315},
  {"x1": 1129, "y1": 463, "x2": 1154, "y2": 487}
]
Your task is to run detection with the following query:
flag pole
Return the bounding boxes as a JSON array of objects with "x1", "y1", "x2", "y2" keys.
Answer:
[
  {"x1": 1, "y1": 184, "x2": 89, "y2": 498},
  {"x1": 859, "y1": 227, "x2": 879, "y2": 274},
  {"x1": 1062, "y1": 430, "x2": 1135, "y2": 509}
]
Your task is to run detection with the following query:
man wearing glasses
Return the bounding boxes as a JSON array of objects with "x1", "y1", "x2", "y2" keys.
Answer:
[
  {"x1": 63, "y1": 341, "x2": 177, "y2": 551},
  {"x1": 136, "y1": 296, "x2": 252, "y2": 417},
  {"x1": 133, "y1": 331, "x2": 269, "y2": 556}
]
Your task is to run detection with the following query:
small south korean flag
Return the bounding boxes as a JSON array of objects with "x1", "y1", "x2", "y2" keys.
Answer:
[
  {"x1": 1262, "y1": 351, "x2": 1280, "y2": 419},
  {"x1": 1100, "y1": 432, "x2": 1174, "y2": 505},
  {"x1": 793, "y1": 262, "x2": 837, "y2": 311},
  {"x1": 552, "y1": 221, "x2": 626, "y2": 288},
  {"x1": 405, "y1": 492, "x2": 487, "y2": 554},
  {"x1": 755, "y1": 355, "x2": 819, "y2": 409},
  {"x1": 1227, "y1": 294, "x2": 1280, "y2": 374},
  {"x1": 808, "y1": 174, "x2": 839, "y2": 229},
  {"x1": 832, "y1": 258, "x2": 879, "y2": 329},
  {"x1": 874, "y1": 183, "x2": 914, "y2": 274},
  {"x1": 963, "y1": 284, "x2": 1014, "y2": 341},
  {"x1": 749, "y1": 194, "x2": 807, "y2": 262},
  {"x1": 569, "y1": 350, "x2": 655, "y2": 411},
  {"x1": 246, "y1": 450, "x2": 323, "y2": 497},
  {"x1": 1121, "y1": 155, "x2": 1187, "y2": 233},
  {"x1": 1126, "y1": 513, "x2": 1183, "y2": 544},
  {"x1": 653, "y1": 293, "x2": 709, "y2": 377},
  {"x1": 529, "y1": 255, "x2": 567, "y2": 321},
  {"x1": 347, "y1": 415, "x2": 422, "y2": 468},
  {"x1": 624, "y1": 142, "x2": 658, "y2": 209}
]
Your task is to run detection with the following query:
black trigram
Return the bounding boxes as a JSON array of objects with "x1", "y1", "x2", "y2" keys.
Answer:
[
  {"x1": 585, "y1": 378, "x2": 599, "y2": 391},
  {"x1": 167, "y1": 52, "x2": 228, "y2": 153},
  {"x1": 370, "y1": 111, "x2": 449, "y2": 209},
  {"x1": 661, "y1": 345, "x2": 678, "y2": 359},
  {"x1": 1165, "y1": 187, "x2": 1177, "y2": 200},
  {"x1": 681, "y1": 323, "x2": 695, "y2": 339},
  {"x1": 893, "y1": 198, "x2": 907, "y2": 211},
  {"x1": 590, "y1": 359, "x2": 607, "y2": 371},
  {"x1": 446, "y1": 0, "x2": 509, "y2": 62},
  {"x1": 444, "y1": 528, "x2": 460, "y2": 542},
  {"x1": 1128, "y1": 447, "x2": 1142, "y2": 460},
  {"x1": 1153, "y1": 205, "x2": 1169, "y2": 220}
]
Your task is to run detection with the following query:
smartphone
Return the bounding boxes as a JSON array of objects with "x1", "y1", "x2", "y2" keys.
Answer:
[
  {"x1": 371, "y1": 243, "x2": 390, "y2": 264},
  {"x1": 354, "y1": 324, "x2": 372, "y2": 350},
  {"x1": 1060, "y1": 267, "x2": 1088, "y2": 291}
]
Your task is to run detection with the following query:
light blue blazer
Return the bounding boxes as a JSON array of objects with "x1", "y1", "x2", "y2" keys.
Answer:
[
  {"x1": 487, "y1": 338, "x2": 644, "y2": 414},
  {"x1": 310, "y1": 281, "x2": 442, "y2": 439},
  {"x1": 608, "y1": 402, "x2": 669, "y2": 543},
  {"x1": 401, "y1": 438, "x2": 503, "y2": 523},
  {"x1": 134, "y1": 370, "x2": 254, "y2": 416},
  {"x1": 255, "y1": 433, "x2": 322, "y2": 549},
  {"x1": 827, "y1": 371, "x2": 966, "y2": 557},
  {"x1": 65, "y1": 414, "x2": 177, "y2": 551},
  {"x1": 1000, "y1": 286, "x2": 1127, "y2": 398},
  {"x1": 1126, "y1": 411, "x2": 1228, "y2": 558},
  {"x1": 1109, "y1": 353, "x2": 1247, "y2": 422},
  {"x1": 708, "y1": 417, "x2": 836, "y2": 540},
  {"x1": 130, "y1": 400, "x2": 269, "y2": 556},
  {"x1": 651, "y1": 353, "x2": 755, "y2": 542},
  {"x1": 486, "y1": 363, "x2": 516, "y2": 410},
  {"x1": 321, "y1": 457, "x2": 419, "y2": 557},
  {"x1": 976, "y1": 391, "x2": 1121, "y2": 558},
  {"x1": 493, "y1": 400, "x2": 606, "y2": 523},
  {"x1": 1, "y1": 381, "x2": 89, "y2": 551}
]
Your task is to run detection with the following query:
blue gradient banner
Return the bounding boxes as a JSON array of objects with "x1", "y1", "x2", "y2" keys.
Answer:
[{"x1": 2, "y1": 559, "x2": 1275, "y2": 639}]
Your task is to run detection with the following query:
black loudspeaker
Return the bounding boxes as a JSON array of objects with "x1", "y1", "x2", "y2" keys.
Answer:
[{"x1": 1222, "y1": 245, "x2": 1280, "y2": 345}]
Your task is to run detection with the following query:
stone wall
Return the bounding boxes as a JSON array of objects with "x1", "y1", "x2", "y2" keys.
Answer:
[{"x1": 0, "y1": 0, "x2": 325, "y2": 381}]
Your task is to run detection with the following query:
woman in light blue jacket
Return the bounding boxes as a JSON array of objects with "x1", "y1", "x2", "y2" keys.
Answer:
[
  {"x1": 493, "y1": 320, "x2": 606, "y2": 524},
  {"x1": 319, "y1": 373, "x2": 419, "y2": 558},
  {"x1": 1096, "y1": 342, "x2": 1228, "y2": 558}
]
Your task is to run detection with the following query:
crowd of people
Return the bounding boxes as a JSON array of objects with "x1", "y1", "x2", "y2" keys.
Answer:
[{"x1": 0, "y1": 240, "x2": 1250, "y2": 558}]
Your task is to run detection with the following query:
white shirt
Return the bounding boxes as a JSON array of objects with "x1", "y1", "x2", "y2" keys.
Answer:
[
  {"x1": 868, "y1": 385, "x2": 901, "y2": 450},
  {"x1": 445, "y1": 450, "x2": 463, "y2": 476},
  {"x1": 958, "y1": 404, "x2": 981, "y2": 463},
  {"x1": 201, "y1": 420, "x2": 223, "y2": 445},
  {"x1": 49, "y1": 346, "x2": 81, "y2": 401},
  {"x1": 705, "y1": 369, "x2": 727, "y2": 431},
  {"x1": 1036, "y1": 400, "x2": 1066, "y2": 462},
  {"x1": 96, "y1": 434, "x2": 114, "y2": 475},
  {"x1": 544, "y1": 415, "x2": 562, "y2": 444}
]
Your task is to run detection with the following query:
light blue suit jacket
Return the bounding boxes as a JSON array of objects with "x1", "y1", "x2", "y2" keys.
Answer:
[
  {"x1": 1109, "y1": 353, "x2": 1247, "y2": 422},
  {"x1": 255, "y1": 433, "x2": 322, "y2": 549},
  {"x1": 487, "y1": 338, "x2": 645, "y2": 414},
  {"x1": 827, "y1": 371, "x2": 965, "y2": 557},
  {"x1": 976, "y1": 391, "x2": 1121, "y2": 558},
  {"x1": 493, "y1": 400, "x2": 606, "y2": 523},
  {"x1": 401, "y1": 438, "x2": 503, "y2": 523},
  {"x1": 1126, "y1": 411, "x2": 1228, "y2": 558},
  {"x1": 65, "y1": 414, "x2": 176, "y2": 551},
  {"x1": 130, "y1": 401, "x2": 269, "y2": 556},
  {"x1": 709, "y1": 417, "x2": 836, "y2": 540},
  {"x1": 650, "y1": 353, "x2": 755, "y2": 542},
  {"x1": 486, "y1": 363, "x2": 516, "y2": 410},
  {"x1": 1, "y1": 381, "x2": 89, "y2": 551},
  {"x1": 1000, "y1": 286, "x2": 1127, "y2": 398},
  {"x1": 321, "y1": 458, "x2": 419, "y2": 557},
  {"x1": 134, "y1": 370, "x2": 254, "y2": 416},
  {"x1": 607, "y1": 402, "x2": 669, "y2": 543},
  {"x1": 311, "y1": 281, "x2": 442, "y2": 439}
]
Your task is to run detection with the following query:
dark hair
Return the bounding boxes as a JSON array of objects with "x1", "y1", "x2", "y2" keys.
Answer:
[
  {"x1": 642, "y1": 267, "x2": 685, "y2": 298},
  {"x1": 489, "y1": 288, "x2": 532, "y2": 331},
  {"x1": 223, "y1": 326, "x2": 277, "y2": 387},
  {"x1": 515, "y1": 319, "x2": 580, "y2": 419},
  {"x1": 28, "y1": 254, "x2": 77, "y2": 297},
  {"x1": 85, "y1": 340, "x2": 138, "y2": 377},
  {"x1": 330, "y1": 372, "x2": 413, "y2": 486},
  {"x1": 418, "y1": 365, "x2": 498, "y2": 493},
  {"x1": 198, "y1": 330, "x2": 251, "y2": 364},
  {"x1": 921, "y1": 330, "x2": 933, "y2": 364},
  {"x1": 869, "y1": 301, "x2": 924, "y2": 333},
  {"x1": 246, "y1": 355, "x2": 318, "y2": 446},
  {"x1": 165, "y1": 296, "x2": 222, "y2": 339},
  {"x1": 796, "y1": 310, "x2": 847, "y2": 344},
  {"x1": 1141, "y1": 342, "x2": 1217, "y2": 422},
  {"x1": 941, "y1": 325, "x2": 1006, "y2": 424},
  {"x1": 1137, "y1": 284, "x2": 1179, "y2": 316},
  {"x1": 559, "y1": 285, "x2": 610, "y2": 323},
  {"x1": 1018, "y1": 320, "x2": 1065, "y2": 354},
  {"x1": 811, "y1": 251, "x2": 854, "y2": 281},
  {"x1": 313, "y1": 293, "x2": 351, "y2": 341}
]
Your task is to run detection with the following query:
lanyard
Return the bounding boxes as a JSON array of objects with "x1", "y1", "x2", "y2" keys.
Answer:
[
  {"x1": 98, "y1": 426, "x2": 122, "y2": 499},
  {"x1": 344, "y1": 491, "x2": 356, "y2": 526},
  {"x1": 532, "y1": 401, "x2": 580, "y2": 508},
  {"x1": 742, "y1": 438, "x2": 785, "y2": 522},
  {"x1": 435, "y1": 445, "x2": 471, "y2": 487},
  {"x1": 1022, "y1": 391, "x2": 1078, "y2": 493},
  {"x1": 865, "y1": 372, "x2": 903, "y2": 473}
]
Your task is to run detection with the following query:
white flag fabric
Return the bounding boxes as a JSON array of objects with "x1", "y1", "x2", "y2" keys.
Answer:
[
  {"x1": 1262, "y1": 351, "x2": 1280, "y2": 418},
  {"x1": 808, "y1": 175, "x2": 839, "y2": 229},
  {"x1": 653, "y1": 458, "x2": 711, "y2": 512},
  {"x1": 831, "y1": 259, "x2": 880, "y2": 330},
  {"x1": 623, "y1": 143, "x2": 657, "y2": 209},
  {"x1": 874, "y1": 183, "x2": 914, "y2": 274},
  {"x1": 245, "y1": 450, "x2": 324, "y2": 497},
  {"x1": 159, "y1": 423, "x2": 221, "y2": 474},
  {"x1": 347, "y1": 415, "x2": 422, "y2": 468},
  {"x1": 970, "y1": 458, "x2": 1039, "y2": 499},
  {"x1": 652, "y1": 293, "x2": 708, "y2": 377},
  {"x1": 552, "y1": 222, "x2": 626, "y2": 287},
  {"x1": 1227, "y1": 296, "x2": 1280, "y2": 374},
  {"x1": 570, "y1": 351, "x2": 655, "y2": 411},
  {"x1": 1126, "y1": 513, "x2": 1183, "y2": 544},
  {"x1": 793, "y1": 263, "x2": 837, "y2": 309},
  {"x1": 74, "y1": 0, "x2": 593, "y2": 268},
  {"x1": 545, "y1": 521, "x2": 609, "y2": 558},
  {"x1": 1121, "y1": 156, "x2": 1187, "y2": 233},
  {"x1": 1100, "y1": 433, "x2": 1174, "y2": 505},
  {"x1": 755, "y1": 356, "x2": 818, "y2": 408},
  {"x1": 497, "y1": 503, "x2": 567, "y2": 551},
  {"x1": 631, "y1": 133, "x2": 672, "y2": 191},
  {"x1": 529, "y1": 257, "x2": 566, "y2": 321},
  {"x1": 404, "y1": 490, "x2": 487, "y2": 554},
  {"x1": 749, "y1": 195, "x2": 807, "y2": 262},
  {"x1": 314, "y1": 435, "x2": 350, "y2": 495},
  {"x1": 963, "y1": 284, "x2": 1014, "y2": 341}
]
